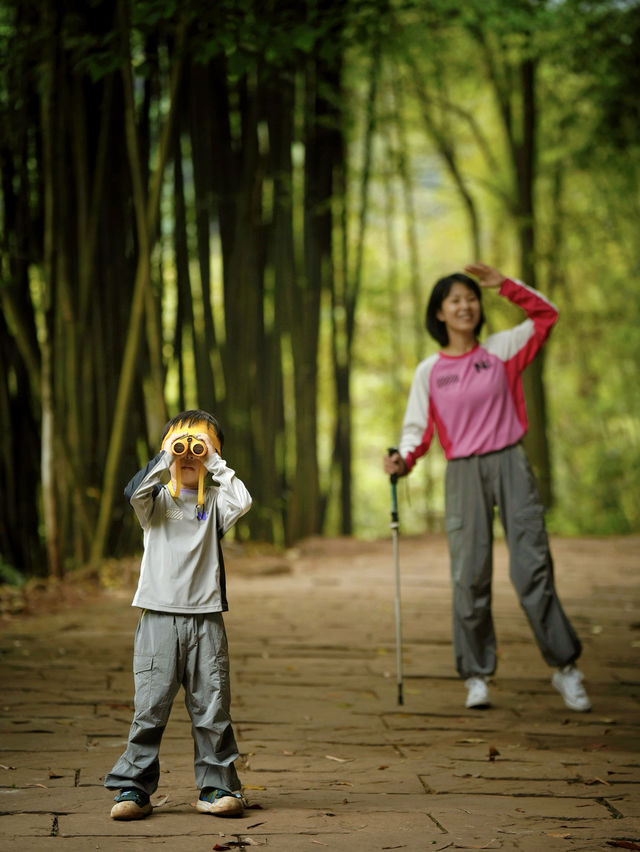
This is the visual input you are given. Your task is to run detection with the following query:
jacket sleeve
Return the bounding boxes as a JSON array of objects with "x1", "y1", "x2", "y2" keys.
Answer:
[
  {"x1": 125, "y1": 451, "x2": 171, "y2": 529},
  {"x1": 485, "y1": 278, "x2": 558, "y2": 370},
  {"x1": 205, "y1": 453, "x2": 252, "y2": 536},
  {"x1": 398, "y1": 355, "x2": 437, "y2": 472}
]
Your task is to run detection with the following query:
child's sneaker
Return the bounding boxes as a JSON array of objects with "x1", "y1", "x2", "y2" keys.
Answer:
[
  {"x1": 465, "y1": 676, "x2": 490, "y2": 709},
  {"x1": 197, "y1": 788, "x2": 244, "y2": 817},
  {"x1": 552, "y1": 664, "x2": 592, "y2": 711},
  {"x1": 110, "y1": 788, "x2": 152, "y2": 820}
]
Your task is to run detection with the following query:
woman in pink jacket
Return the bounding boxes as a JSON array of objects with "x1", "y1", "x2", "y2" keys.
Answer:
[{"x1": 385, "y1": 262, "x2": 591, "y2": 712}]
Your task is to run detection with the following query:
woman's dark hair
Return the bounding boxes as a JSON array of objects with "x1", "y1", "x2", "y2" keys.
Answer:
[
  {"x1": 160, "y1": 409, "x2": 224, "y2": 449},
  {"x1": 425, "y1": 273, "x2": 485, "y2": 346}
]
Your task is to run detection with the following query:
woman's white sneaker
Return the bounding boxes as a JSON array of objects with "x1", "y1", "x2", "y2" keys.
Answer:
[
  {"x1": 465, "y1": 676, "x2": 490, "y2": 709},
  {"x1": 552, "y1": 665, "x2": 592, "y2": 711}
]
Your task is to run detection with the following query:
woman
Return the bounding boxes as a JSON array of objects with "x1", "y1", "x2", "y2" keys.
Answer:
[{"x1": 384, "y1": 262, "x2": 591, "y2": 712}]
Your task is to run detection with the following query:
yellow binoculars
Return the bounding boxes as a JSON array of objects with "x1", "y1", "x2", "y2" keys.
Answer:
[
  {"x1": 164, "y1": 420, "x2": 221, "y2": 518},
  {"x1": 171, "y1": 435, "x2": 207, "y2": 457}
]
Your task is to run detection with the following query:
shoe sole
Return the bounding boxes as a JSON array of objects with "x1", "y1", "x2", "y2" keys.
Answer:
[
  {"x1": 552, "y1": 677, "x2": 591, "y2": 712},
  {"x1": 110, "y1": 802, "x2": 153, "y2": 820},
  {"x1": 196, "y1": 798, "x2": 244, "y2": 817}
]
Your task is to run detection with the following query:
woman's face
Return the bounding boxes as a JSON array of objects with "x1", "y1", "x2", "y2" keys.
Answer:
[{"x1": 437, "y1": 282, "x2": 481, "y2": 337}]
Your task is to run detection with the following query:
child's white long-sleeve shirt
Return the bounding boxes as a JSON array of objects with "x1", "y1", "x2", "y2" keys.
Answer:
[{"x1": 126, "y1": 451, "x2": 252, "y2": 613}]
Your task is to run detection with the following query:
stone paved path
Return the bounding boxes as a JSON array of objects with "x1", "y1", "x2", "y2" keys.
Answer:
[{"x1": 1, "y1": 534, "x2": 639, "y2": 851}]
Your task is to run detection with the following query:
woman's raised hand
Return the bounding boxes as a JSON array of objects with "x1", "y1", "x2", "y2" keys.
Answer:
[{"x1": 464, "y1": 262, "x2": 505, "y2": 289}]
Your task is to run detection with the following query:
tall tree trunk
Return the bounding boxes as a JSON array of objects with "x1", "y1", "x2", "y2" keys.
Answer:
[
  {"x1": 39, "y1": 0, "x2": 62, "y2": 578},
  {"x1": 473, "y1": 22, "x2": 552, "y2": 505},
  {"x1": 390, "y1": 68, "x2": 423, "y2": 363},
  {"x1": 265, "y1": 71, "x2": 297, "y2": 543},
  {"x1": 287, "y1": 50, "x2": 341, "y2": 542},
  {"x1": 187, "y1": 61, "x2": 218, "y2": 413},
  {"x1": 327, "y1": 43, "x2": 373, "y2": 535},
  {"x1": 515, "y1": 56, "x2": 552, "y2": 505},
  {"x1": 216, "y1": 69, "x2": 266, "y2": 539},
  {"x1": 173, "y1": 123, "x2": 192, "y2": 411},
  {"x1": 90, "y1": 7, "x2": 185, "y2": 564}
]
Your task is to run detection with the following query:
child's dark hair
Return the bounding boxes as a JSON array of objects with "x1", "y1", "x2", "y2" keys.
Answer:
[
  {"x1": 160, "y1": 409, "x2": 224, "y2": 449},
  {"x1": 425, "y1": 273, "x2": 485, "y2": 346}
]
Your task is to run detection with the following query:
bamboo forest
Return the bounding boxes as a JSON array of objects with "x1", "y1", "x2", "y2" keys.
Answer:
[{"x1": 1, "y1": 0, "x2": 639, "y2": 581}]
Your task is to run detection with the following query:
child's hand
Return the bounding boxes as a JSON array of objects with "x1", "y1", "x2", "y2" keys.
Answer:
[
  {"x1": 163, "y1": 431, "x2": 187, "y2": 455},
  {"x1": 196, "y1": 432, "x2": 219, "y2": 458}
]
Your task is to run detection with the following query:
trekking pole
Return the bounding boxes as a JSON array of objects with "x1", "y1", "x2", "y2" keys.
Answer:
[{"x1": 388, "y1": 447, "x2": 404, "y2": 706}]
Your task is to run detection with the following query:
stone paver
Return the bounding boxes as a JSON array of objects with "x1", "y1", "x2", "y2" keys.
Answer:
[{"x1": 1, "y1": 534, "x2": 639, "y2": 851}]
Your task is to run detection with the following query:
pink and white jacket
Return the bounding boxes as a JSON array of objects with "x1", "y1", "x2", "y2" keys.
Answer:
[{"x1": 399, "y1": 278, "x2": 558, "y2": 468}]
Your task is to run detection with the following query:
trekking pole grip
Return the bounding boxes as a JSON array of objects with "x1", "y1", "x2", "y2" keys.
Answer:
[
  {"x1": 388, "y1": 447, "x2": 399, "y2": 525},
  {"x1": 388, "y1": 446, "x2": 399, "y2": 485}
]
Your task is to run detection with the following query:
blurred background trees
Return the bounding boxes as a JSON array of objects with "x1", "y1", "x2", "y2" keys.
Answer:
[{"x1": 1, "y1": 0, "x2": 638, "y2": 579}]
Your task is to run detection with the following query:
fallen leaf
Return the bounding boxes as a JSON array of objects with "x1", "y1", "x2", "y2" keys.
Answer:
[
  {"x1": 456, "y1": 738, "x2": 486, "y2": 744},
  {"x1": 377, "y1": 765, "x2": 389, "y2": 770},
  {"x1": 488, "y1": 746, "x2": 500, "y2": 761},
  {"x1": 213, "y1": 845, "x2": 230, "y2": 851},
  {"x1": 606, "y1": 843, "x2": 640, "y2": 851},
  {"x1": 0, "y1": 764, "x2": 17, "y2": 771},
  {"x1": 572, "y1": 773, "x2": 610, "y2": 786},
  {"x1": 242, "y1": 784, "x2": 266, "y2": 790},
  {"x1": 48, "y1": 770, "x2": 63, "y2": 779},
  {"x1": 325, "y1": 754, "x2": 349, "y2": 763}
]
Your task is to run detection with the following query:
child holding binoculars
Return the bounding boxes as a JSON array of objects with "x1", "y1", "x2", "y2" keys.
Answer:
[{"x1": 104, "y1": 409, "x2": 252, "y2": 821}]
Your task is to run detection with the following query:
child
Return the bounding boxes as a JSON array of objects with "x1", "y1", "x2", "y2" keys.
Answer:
[
  {"x1": 384, "y1": 263, "x2": 591, "y2": 712},
  {"x1": 104, "y1": 409, "x2": 252, "y2": 820}
]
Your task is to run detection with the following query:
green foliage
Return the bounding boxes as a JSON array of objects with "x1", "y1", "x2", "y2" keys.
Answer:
[
  {"x1": 1, "y1": 0, "x2": 639, "y2": 581},
  {"x1": 0, "y1": 559, "x2": 24, "y2": 588}
]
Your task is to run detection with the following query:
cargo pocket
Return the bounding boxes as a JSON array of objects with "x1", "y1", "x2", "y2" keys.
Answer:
[
  {"x1": 445, "y1": 513, "x2": 464, "y2": 545},
  {"x1": 445, "y1": 514, "x2": 465, "y2": 582},
  {"x1": 514, "y1": 505, "x2": 549, "y2": 556},
  {"x1": 132, "y1": 653, "x2": 154, "y2": 716}
]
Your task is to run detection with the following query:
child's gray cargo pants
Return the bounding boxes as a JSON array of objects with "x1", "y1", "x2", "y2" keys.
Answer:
[
  {"x1": 445, "y1": 443, "x2": 582, "y2": 679},
  {"x1": 104, "y1": 611, "x2": 240, "y2": 796}
]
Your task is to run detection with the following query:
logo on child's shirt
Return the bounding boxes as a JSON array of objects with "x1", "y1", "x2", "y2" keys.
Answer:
[
  {"x1": 474, "y1": 360, "x2": 491, "y2": 372},
  {"x1": 166, "y1": 507, "x2": 184, "y2": 521},
  {"x1": 436, "y1": 374, "x2": 459, "y2": 388}
]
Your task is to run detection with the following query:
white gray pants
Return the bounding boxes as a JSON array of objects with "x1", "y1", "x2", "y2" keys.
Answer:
[
  {"x1": 445, "y1": 444, "x2": 582, "y2": 679},
  {"x1": 104, "y1": 611, "x2": 240, "y2": 795}
]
